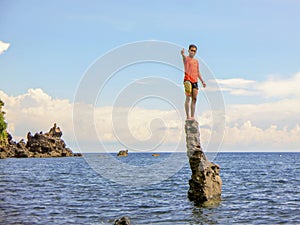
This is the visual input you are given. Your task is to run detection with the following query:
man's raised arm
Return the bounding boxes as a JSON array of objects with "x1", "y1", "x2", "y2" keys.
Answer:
[{"x1": 181, "y1": 48, "x2": 186, "y2": 63}]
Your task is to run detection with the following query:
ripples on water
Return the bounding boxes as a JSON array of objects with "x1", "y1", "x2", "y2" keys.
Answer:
[{"x1": 0, "y1": 152, "x2": 299, "y2": 224}]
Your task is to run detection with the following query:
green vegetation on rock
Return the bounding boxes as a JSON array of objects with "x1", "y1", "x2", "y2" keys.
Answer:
[{"x1": 0, "y1": 100, "x2": 8, "y2": 146}]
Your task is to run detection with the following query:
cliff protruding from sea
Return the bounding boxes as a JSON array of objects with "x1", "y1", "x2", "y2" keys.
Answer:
[
  {"x1": 117, "y1": 149, "x2": 128, "y2": 157},
  {"x1": 0, "y1": 123, "x2": 81, "y2": 159},
  {"x1": 185, "y1": 119, "x2": 222, "y2": 205}
]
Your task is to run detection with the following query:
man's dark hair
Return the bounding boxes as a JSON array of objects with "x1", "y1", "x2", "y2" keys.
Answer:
[{"x1": 189, "y1": 44, "x2": 197, "y2": 50}]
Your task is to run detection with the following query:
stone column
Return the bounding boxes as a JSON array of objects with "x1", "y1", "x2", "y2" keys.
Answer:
[{"x1": 185, "y1": 120, "x2": 222, "y2": 205}]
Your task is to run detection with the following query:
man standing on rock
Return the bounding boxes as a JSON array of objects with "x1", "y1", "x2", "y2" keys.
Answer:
[{"x1": 181, "y1": 44, "x2": 206, "y2": 120}]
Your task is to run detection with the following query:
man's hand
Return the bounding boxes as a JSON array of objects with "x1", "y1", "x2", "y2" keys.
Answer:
[
  {"x1": 181, "y1": 48, "x2": 185, "y2": 56},
  {"x1": 202, "y1": 81, "x2": 206, "y2": 88},
  {"x1": 181, "y1": 48, "x2": 186, "y2": 62}
]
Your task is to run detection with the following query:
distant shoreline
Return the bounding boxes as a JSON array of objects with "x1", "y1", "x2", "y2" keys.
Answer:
[{"x1": 77, "y1": 151, "x2": 300, "y2": 154}]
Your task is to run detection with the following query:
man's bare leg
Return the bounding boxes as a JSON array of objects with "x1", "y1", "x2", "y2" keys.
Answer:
[
  {"x1": 190, "y1": 88, "x2": 198, "y2": 119},
  {"x1": 185, "y1": 96, "x2": 191, "y2": 119}
]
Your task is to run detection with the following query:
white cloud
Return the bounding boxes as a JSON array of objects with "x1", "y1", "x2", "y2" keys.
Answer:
[
  {"x1": 0, "y1": 87, "x2": 299, "y2": 152},
  {"x1": 207, "y1": 78, "x2": 259, "y2": 96},
  {"x1": 227, "y1": 98, "x2": 300, "y2": 127},
  {"x1": 216, "y1": 78, "x2": 256, "y2": 87},
  {"x1": 216, "y1": 84, "x2": 300, "y2": 149},
  {"x1": 256, "y1": 72, "x2": 300, "y2": 98},
  {"x1": 0, "y1": 89, "x2": 185, "y2": 152},
  {"x1": 222, "y1": 121, "x2": 300, "y2": 150},
  {"x1": 200, "y1": 74, "x2": 300, "y2": 151},
  {"x1": 0, "y1": 41, "x2": 10, "y2": 54},
  {"x1": 208, "y1": 72, "x2": 300, "y2": 98},
  {"x1": 0, "y1": 89, "x2": 74, "y2": 142},
  {"x1": 197, "y1": 105, "x2": 300, "y2": 151}
]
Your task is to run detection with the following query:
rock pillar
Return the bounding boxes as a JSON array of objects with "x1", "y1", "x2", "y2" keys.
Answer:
[
  {"x1": 185, "y1": 119, "x2": 222, "y2": 204},
  {"x1": 114, "y1": 216, "x2": 131, "y2": 225}
]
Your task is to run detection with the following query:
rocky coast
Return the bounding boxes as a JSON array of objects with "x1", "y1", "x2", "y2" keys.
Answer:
[{"x1": 0, "y1": 123, "x2": 81, "y2": 159}]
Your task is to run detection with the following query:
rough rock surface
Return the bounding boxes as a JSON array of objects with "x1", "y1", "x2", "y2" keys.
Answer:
[
  {"x1": 0, "y1": 124, "x2": 82, "y2": 159},
  {"x1": 114, "y1": 216, "x2": 131, "y2": 225},
  {"x1": 117, "y1": 149, "x2": 128, "y2": 157},
  {"x1": 185, "y1": 119, "x2": 222, "y2": 204}
]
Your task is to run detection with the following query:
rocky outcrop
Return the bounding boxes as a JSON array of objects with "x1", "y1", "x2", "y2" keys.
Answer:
[
  {"x1": 185, "y1": 120, "x2": 222, "y2": 205},
  {"x1": 117, "y1": 149, "x2": 128, "y2": 157},
  {"x1": 0, "y1": 124, "x2": 82, "y2": 159},
  {"x1": 114, "y1": 216, "x2": 131, "y2": 225}
]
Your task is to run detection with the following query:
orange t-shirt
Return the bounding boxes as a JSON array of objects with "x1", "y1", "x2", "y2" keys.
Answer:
[{"x1": 183, "y1": 56, "x2": 199, "y2": 83}]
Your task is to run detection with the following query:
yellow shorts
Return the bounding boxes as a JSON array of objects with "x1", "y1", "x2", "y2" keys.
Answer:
[
  {"x1": 184, "y1": 81, "x2": 199, "y2": 96},
  {"x1": 184, "y1": 80, "x2": 192, "y2": 95}
]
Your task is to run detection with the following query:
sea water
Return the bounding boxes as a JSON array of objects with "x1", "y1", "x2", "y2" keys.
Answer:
[{"x1": 0, "y1": 152, "x2": 299, "y2": 224}]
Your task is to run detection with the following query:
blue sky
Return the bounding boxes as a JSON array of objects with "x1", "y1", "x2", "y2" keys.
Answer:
[{"x1": 0, "y1": 0, "x2": 300, "y2": 152}]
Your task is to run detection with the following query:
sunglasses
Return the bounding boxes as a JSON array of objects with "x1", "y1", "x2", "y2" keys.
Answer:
[{"x1": 190, "y1": 49, "x2": 197, "y2": 52}]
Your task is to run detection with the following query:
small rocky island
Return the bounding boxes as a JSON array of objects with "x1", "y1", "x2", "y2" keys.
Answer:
[
  {"x1": 0, "y1": 123, "x2": 81, "y2": 159},
  {"x1": 117, "y1": 149, "x2": 128, "y2": 157},
  {"x1": 0, "y1": 100, "x2": 80, "y2": 159},
  {"x1": 185, "y1": 119, "x2": 222, "y2": 205},
  {"x1": 114, "y1": 216, "x2": 131, "y2": 225}
]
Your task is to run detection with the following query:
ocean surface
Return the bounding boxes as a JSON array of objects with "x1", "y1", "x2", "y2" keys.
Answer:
[{"x1": 0, "y1": 152, "x2": 299, "y2": 225}]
